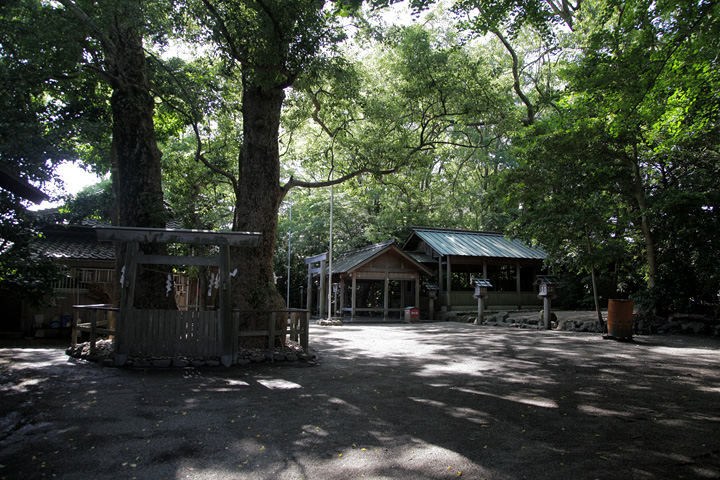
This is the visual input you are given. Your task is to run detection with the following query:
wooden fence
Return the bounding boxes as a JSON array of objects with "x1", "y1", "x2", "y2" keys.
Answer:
[
  {"x1": 72, "y1": 304, "x2": 116, "y2": 356},
  {"x1": 448, "y1": 291, "x2": 543, "y2": 310},
  {"x1": 72, "y1": 305, "x2": 309, "y2": 364},
  {"x1": 234, "y1": 309, "x2": 310, "y2": 359},
  {"x1": 119, "y1": 308, "x2": 222, "y2": 358}
]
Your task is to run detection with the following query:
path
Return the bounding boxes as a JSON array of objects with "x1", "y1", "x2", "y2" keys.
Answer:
[{"x1": 1, "y1": 324, "x2": 719, "y2": 479}]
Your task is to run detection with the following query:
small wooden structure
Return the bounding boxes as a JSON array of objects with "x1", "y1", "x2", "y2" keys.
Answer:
[
  {"x1": 403, "y1": 227, "x2": 548, "y2": 311},
  {"x1": 96, "y1": 226, "x2": 261, "y2": 366},
  {"x1": 310, "y1": 240, "x2": 433, "y2": 322}
]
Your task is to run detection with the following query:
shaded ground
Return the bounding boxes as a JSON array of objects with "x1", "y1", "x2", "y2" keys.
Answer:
[{"x1": 1, "y1": 324, "x2": 719, "y2": 480}]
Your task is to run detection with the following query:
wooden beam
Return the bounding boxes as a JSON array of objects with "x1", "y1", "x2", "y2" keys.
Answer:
[
  {"x1": 305, "y1": 252, "x2": 329, "y2": 264},
  {"x1": 137, "y1": 253, "x2": 221, "y2": 267},
  {"x1": 96, "y1": 226, "x2": 261, "y2": 246}
]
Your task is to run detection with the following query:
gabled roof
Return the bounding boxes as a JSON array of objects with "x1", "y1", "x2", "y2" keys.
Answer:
[
  {"x1": 0, "y1": 164, "x2": 49, "y2": 204},
  {"x1": 331, "y1": 239, "x2": 432, "y2": 275},
  {"x1": 403, "y1": 227, "x2": 546, "y2": 260}
]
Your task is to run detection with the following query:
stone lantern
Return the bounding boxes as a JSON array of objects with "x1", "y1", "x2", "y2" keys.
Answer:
[
  {"x1": 471, "y1": 278, "x2": 492, "y2": 325},
  {"x1": 534, "y1": 275, "x2": 559, "y2": 330},
  {"x1": 425, "y1": 283, "x2": 439, "y2": 320}
]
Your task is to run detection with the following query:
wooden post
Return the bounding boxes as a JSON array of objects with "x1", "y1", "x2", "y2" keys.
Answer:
[
  {"x1": 232, "y1": 310, "x2": 240, "y2": 362},
  {"x1": 219, "y1": 244, "x2": 233, "y2": 366},
  {"x1": 301, "y1": 311, "x2": 309, "y2": 352},
  {"x1": 319, "y1": 258, "x2": 326, "y2": 319},
  {"x1": 89, "y1": 308, "x2": 98, "y2": 355},
  {"x1": 475, "y1": 296, "x2": 485, "y2": 325},
  {"x1": 544, "y1": 297, "x2": 552, "y2": 330},
  {"x1": 351, "y1": 274, "x2": 357, "y2": 322},
  {"x1": 383, "y1": 275, "x2": 389, "y2": 321},
  {"x1": 115, "y1": 241, "x2": 139, "y2": 366},
  {"x1": 339, "y1": 276, "x2": 345, "y2": 318},
  {"x1": 414, "y1": 274, "x2": 420, "y2": 313},
  {"x1": 306, "y1": 265, "x2": 312, "y2": 315},
  {"x1": 71, "y1": 309, "x2": 79, "y2": 346},
  {"x1": 446, "y1": 256, "x2": 452, "y2": 312},
  {"x1": 516, "y1": 263, "x2": 522, "y2": 310},
  {"x1": 438, "y1": 257, "x2": 443, "y2": 305},
  {"x1": 268, "y1": 312, "x2": 276, "y2": 361}
]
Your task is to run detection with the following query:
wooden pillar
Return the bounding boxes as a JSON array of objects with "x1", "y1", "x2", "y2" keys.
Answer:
[
  {"x1": 383, "y1": 275, "x2": 389, "y2": 321},
  {"x1": 475, "y1": 296, "x2": 486, "y2": 325},
  {"x1": 319, "y1": 258, "x2": 326, "y2": 318},
  {"x1": 351, "y1": 274, "x2": 357, "y2": 321},
  {"x1": 446, "y1": 256, "x2": 452, "y2": 312},
  {"x1": 414, "y1": 274, "x2": 420, "y2": 312},
  {"x1": 306, "y1": 264, "x2": 312, "y2": 315},
  {"x1": 219, "y1": 244, "x2": 233, "y2": 366},
  {"x1": 544, "y1": 297, "x2": 552, "y2": 330},
  {"x1": 438, "y1": 256, "x2": 443, "y2": 298},
  {"x1": 115, "y1": 241, "x2": 139, "y2": 366},
  {"x1": 516, "y1": 263, "x2": 522, "y2": 310},
  {"x1": 339, "y1": 275, "x2": 346, "y2": 318},
  {"x1": 483, "y1": 259, "x2": 488, "y2": 279},
  {"x1": 400, "y1": 280, "x2": 406, "y2": 308}
]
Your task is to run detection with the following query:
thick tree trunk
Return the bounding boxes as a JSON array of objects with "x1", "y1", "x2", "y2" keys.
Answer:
[
  {"x1": 630, "y1": 151, "x2": 657, "y2": 290},
  {"x1": 107, "y1": 21, "x2": 174, "y2": 310},
  {"x1": 232, "y1": 84, "x2": 287, "y2": 346}
]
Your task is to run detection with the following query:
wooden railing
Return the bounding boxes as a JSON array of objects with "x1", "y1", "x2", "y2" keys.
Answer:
[
  {"x1": 448, "y1": 291, "x2": 543, "y2": 310},
  {"x1": 71, "y1": 304, "x2": 117, "y2": 355},
  {"x1": 234, "y1": 309, "x2": 310, "y2": 361},
  {"x1": 71, "y1": 305, "x2": 310, "y2": 365}
]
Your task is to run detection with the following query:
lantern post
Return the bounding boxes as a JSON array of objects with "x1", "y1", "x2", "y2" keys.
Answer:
[
  {"x1": 535, "y1": 275, "x2": 559, "y2": 330},
  {"x1": 471, "y1": 278, "x2": 492, "y2": 325}
]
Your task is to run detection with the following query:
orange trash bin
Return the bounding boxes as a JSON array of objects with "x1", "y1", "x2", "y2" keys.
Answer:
[{"x1": 607, "y1": 299, "x2": 634, "y2": 338}]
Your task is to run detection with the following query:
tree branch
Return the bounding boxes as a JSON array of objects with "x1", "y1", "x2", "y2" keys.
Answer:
[
  {"x1": 307, "y1": 88, "x2": 337, "y2": 138},
  {"x1": 492, "y1": 28, "x2": 536, "y2": 126},
  {"x1": 55, "y1": 0, "x2": 114, "y2": 52},
  {"x1": 282, "y1": 165, "x2": 402, "y2": 193},
  {"x1": 143, "y1": 48, "x2": 238, "y2": 192},
  {"x1": 201, "y1": 0, "x2": 297, "y2": 90}
]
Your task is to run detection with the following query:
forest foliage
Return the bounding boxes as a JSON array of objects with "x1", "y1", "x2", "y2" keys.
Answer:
[{"x1": 1, "y1": 0, "x2": 718, "y2": 316}]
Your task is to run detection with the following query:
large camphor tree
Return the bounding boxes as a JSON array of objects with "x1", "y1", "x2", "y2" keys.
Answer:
[
  {"x1": 189, "y1": 2, "x2": 508, "y2": 335},
  {"x1": 53, "y1": 0, "x2": 176, "y2": 309}
]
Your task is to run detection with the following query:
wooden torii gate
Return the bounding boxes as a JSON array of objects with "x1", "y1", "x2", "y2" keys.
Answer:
[
  {"x1": 96, "y1": 227, "x2": 261, "y2": 366},
  {"x1": 305, "y1": 252, "x2": 329, "y2": 317}
]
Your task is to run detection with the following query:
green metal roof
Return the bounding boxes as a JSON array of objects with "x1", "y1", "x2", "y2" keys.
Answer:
[{"x1": 407, "y1": 228, "x2": 546, "y2": 260}]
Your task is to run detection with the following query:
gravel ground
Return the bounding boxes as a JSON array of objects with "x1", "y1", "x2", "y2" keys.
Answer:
[{"x1": 1, "y1": 323, "x2": 720, "y2": 480}]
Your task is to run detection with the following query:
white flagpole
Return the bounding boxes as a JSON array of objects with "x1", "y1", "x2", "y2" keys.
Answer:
[
  {"x1": 328, "y1": 179, "x2": 334, "y2": 321},
  {"x1": 286, "y1": 193, "x2": 292, "y2": 309}
]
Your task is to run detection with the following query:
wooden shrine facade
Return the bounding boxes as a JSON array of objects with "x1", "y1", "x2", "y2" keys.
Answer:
[
  {"x1": 308, "y1": 240, "x2": 432, "y2": 321},
  {"x1": 402, "y1": 227, "x2": 548, "y2": 311},
  {"x1": 96, "y1": 226, "x2": 261, "y2": 366}
]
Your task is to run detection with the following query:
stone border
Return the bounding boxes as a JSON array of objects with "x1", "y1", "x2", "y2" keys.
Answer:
[
  {"x1": 65, "y1": 339, "x2": 317, "y2": 368},
  {"x1": 442, "y1": 310, "x2": 720, "y2": 336}
]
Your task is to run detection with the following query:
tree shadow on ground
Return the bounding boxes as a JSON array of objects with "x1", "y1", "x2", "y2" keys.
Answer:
[{"x1": 1, "y1": 324, "x2": 719, "y2": 479}]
